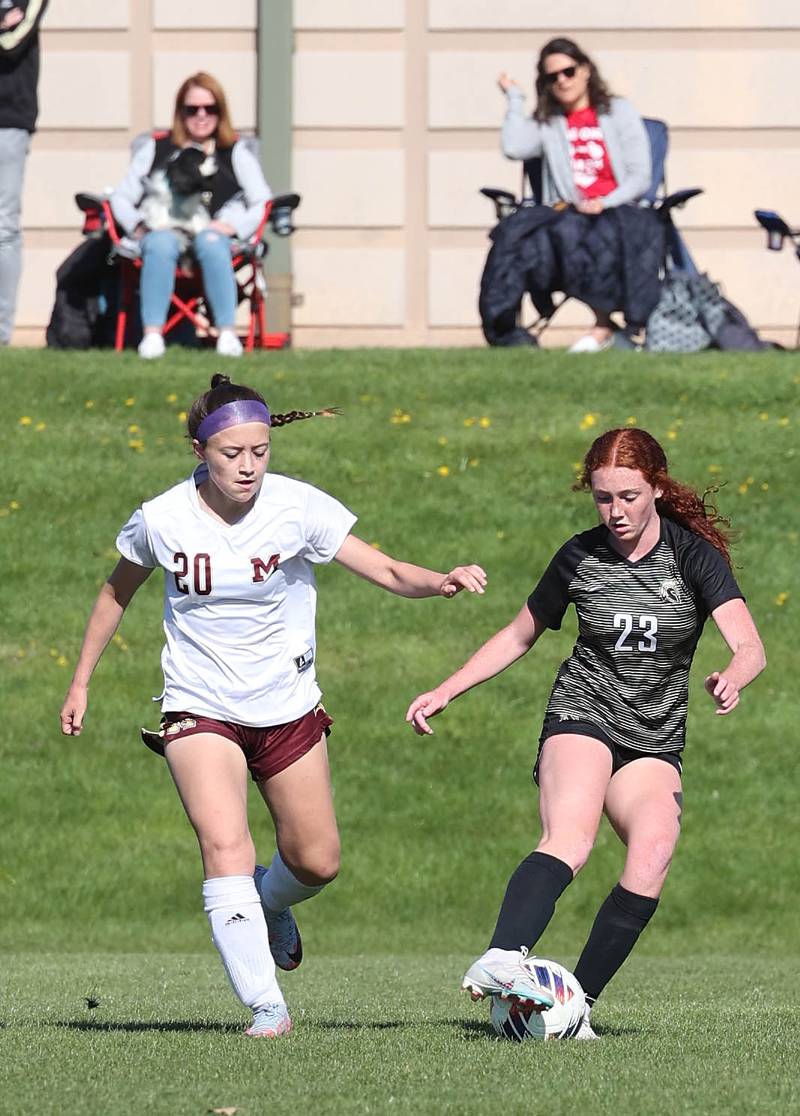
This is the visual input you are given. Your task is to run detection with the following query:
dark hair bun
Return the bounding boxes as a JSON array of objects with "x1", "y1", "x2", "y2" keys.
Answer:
[{"x1": 210, "y1": 373, "x2": 232, "y2": 390}]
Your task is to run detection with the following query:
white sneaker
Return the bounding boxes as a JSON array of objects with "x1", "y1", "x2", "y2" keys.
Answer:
[
  {"x1": 216, "y1": 329, "x2": 243, "y2": 358},
  {"x1": 574, "y1": 1003, "x2": 598, "y2": 1040},
  {"x1": 245, "y1": 1001, "x2": 292, "y2": 1038},
  {"x1": 567, "y1": 333, "x2": 613, "y2": 353},
  {"x1": 462, "y1": 947, "x2": 555, "y2": 1007},
  {"x1": 138, "y1": 332, "x2": 165, "y2": 359}
]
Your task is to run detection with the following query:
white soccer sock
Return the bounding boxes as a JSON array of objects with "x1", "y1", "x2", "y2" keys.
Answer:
[
  {"x1": 203, "y1": 875, "x2": 284, "y2": 1011},
  {"x1": 256, "y1": 852, "x2": 325, "y2": 911}
]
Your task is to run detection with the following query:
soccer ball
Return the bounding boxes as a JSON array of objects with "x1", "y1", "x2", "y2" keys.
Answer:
[{"x1": 489, "y1": 957, "x2": 586, "y2": 1041}]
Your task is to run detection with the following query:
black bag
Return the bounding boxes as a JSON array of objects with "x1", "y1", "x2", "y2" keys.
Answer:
[{"x1": 46, "y1": 236, "x2": 116, "y2": 349}]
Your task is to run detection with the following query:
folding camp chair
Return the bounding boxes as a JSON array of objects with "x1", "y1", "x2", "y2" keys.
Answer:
[
  {"x1": 74, "y1": 135, "x2": 301, "y2": 352},
  {"x1": 480, "y1": 118, "x2": 702, "y2": 344},
  {"x1": 754, "y1": 209, "x2": 800, "y2": 348}
]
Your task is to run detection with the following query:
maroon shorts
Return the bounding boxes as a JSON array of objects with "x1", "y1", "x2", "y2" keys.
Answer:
[{"x1": 140, "y1": 703, "x2": 333, "y2": 782}]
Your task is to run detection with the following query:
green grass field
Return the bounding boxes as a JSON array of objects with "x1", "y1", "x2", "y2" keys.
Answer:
[{"x1": 1, "y1": 347, "x2": 798, "y2": 1114}]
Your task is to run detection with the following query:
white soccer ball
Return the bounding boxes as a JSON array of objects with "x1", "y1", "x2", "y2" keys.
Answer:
[{"x1": 489, "y1": 957, "x2": 586, "y2": 1041}]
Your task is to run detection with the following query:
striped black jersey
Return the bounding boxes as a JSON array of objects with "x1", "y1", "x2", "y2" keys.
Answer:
[{"x1": 527, "y1": 518, "x2": 743, "y2": 753}]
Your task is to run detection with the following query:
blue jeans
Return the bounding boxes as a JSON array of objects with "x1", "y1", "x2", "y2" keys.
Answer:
[
  {"x1": 140, "y1": 228, "x2": 238, "y2": 330},
  {"x1": 0, "y1": 128, "x2": 30, "y2": 344}
]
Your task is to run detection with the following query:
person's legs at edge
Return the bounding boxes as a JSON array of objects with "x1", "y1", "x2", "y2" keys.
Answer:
[
  {"x1": 192, "y1": 229, "x2": 241, "y2": 355},
  {"x1": 164, "y1": 732, "x2": 290, "y2": 1037},
  {"x1": 138, "y1": 229, "x2": 182, "y2": 358},
  {"x1": 0, "y1": 129, "x2": 31, "y2": 345},
  {"x1": 572, "y1": 757, "x2": 682, "y2": 1034},
  {"x1": 255, "y1": 735, "x2": 341, "y2": 968},
  {"x1": 463, "y1": 734, "x2": 611, "y2": 1002}
]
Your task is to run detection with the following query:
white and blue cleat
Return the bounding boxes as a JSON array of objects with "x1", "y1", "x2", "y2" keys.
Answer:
[
  {"x1": 462, "y1": 946, "x2": 556, "y2": 1008},
  {"x1": 254, "y1": 864, "x2": 304, "y2": 971}
]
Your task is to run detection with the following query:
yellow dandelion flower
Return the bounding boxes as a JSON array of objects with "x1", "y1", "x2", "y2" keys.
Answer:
[
  {"x1": 177, "y1": 411, "x2": 187, "y2": 422},
  {"x1": 775, "y1": 592, "x2": 789, "y2": 607},
  {"x1": 572, "y1": 461, "x2": 582, "y2": 471},
  {"x1": 34, "y1": 421, "x2": 46, "y2": 432},
  {"x1": 125, "y1": 397, "x2": 135, "y2": 407},
  {"x1": 777, "y1": 417, "x2": 790, "y2": 427},
  {"x1": 19, "y1": 416, "x2": 32, "y2": 426},
  {"x1": 496, "y1": 530, "x2": 506, "y2": 540},
  {"x1": 708, "y1": 465, "x2": 722, "y2": 474},
  {"x1": 49, "y1": 648, "x2": 58, "y2": 658},
  {"x1": 468, "y1": 457, "x2": 480, "y2": 467},
  {"x1": 579, "y1": 413, "x2": 597, "y2": 431},
  {"x1": 479, "y1": 416, "x2": 491, "y2": 429},
  {"x1": 390, "y1": 409, "x2": 411, "y2": 425},
  {"x1": 464, "y1": 417, "x2": 477, "y2": 427},
  {"x1": 166, "y1": 393, "x2": 178, "y2": 404},
  {"x1": 57, "y1": 655, "x2": 68, "y2": 667},
  {"x1": 541, "y1": 433, "x2": 552, "y2": 443},
  {"x1": 128, "y1": 424, "x2": 140, "y2": 434},
  {"x1": 737, "y1": 483, "x2": 749, "y2": 495},
  {"x1": 9, "y1": 500, "x2": 20, "y2": 510},
  {"x1": 437, "y1": 435, "x2": 448, "y2": 447},
  {"x1": 758, "y1": 411, "x2": 769, "y2": 421},
  {"x1": 625, "y1": 416, "x2": 637, "y2": 426},
  {"x1": 437, "y1": 465, "x2": 450, "y2": 477},
  {"x1": 667, "y1": 430, "x2": 678, "y2": 441},
  {"x1": 85, "y1": 400, "x2": 95, "y2": 409},
  {"x1": 761, "y1": 483, "x2": 769, "y2": 491},
  {"x1": 128, "y1": 438, "x2": 145, "y2": 451},
  {"x1": 746, "y1": 476, "x2": 754, "y2": 484}
]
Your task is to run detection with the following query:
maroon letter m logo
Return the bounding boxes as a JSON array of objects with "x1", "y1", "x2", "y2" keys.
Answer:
[{"x1": 251, "y1": 553, "x2": 280, "y2": 583}]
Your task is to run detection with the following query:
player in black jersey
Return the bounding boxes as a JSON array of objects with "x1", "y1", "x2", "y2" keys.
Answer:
[{"x1": 406, "y1": 427, "x2": 765, "y2": 1036}]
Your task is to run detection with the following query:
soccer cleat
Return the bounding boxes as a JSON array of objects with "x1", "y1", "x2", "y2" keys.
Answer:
[
  {"x1": 216, "y1": 329, "x2": 243, "y2": 358},
  {"x1": 138, "y1": 332, "x2": 165, "y2": 359},
  {"x1": 574, "y1": 1004, "x2": 598, "y2": 1040},
  {"x1": 245, "y1": 1002, "x2": 292, "y2": 1038},
  {"x1": 461, "y1": 947, "x2": 555, "y2": 1008},
  {"x1": 254, "y1": 865, "x2": 303, "y2": 971}
]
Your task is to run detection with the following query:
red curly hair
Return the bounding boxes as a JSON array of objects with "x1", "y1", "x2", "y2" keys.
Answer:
[{"x1": 575, "y1": 428, "x2": 733, "y2": 565}]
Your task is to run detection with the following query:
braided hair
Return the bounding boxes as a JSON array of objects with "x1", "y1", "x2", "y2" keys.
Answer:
[
  {"x1": 187, "y1": 374, "x2": 340, "y2": 441},
  {"x1": 575, "y1": 427, "x2": 733, "y2": 566}
]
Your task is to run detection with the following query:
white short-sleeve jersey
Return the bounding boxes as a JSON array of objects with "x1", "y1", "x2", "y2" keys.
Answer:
[{"x1": 116, "y1": 465, "x2": 357, "y2": 727}]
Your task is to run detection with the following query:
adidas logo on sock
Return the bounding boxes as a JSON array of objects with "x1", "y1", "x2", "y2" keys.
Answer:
[{"x1": 225, "y1": 912, "x2": 249, "y2": 926}]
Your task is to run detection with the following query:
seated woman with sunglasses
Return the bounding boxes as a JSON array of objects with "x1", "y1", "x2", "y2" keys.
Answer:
[
  {"x1": 111, "y1": 71, "x2": 270, "y2": 359},
  {"x1": 499, "y1": 39, "x2": 651, "y2": 352}
]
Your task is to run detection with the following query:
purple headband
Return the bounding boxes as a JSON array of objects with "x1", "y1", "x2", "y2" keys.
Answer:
[{"x1": 196, "y1": 399, "x2": 271, "y2": 442}]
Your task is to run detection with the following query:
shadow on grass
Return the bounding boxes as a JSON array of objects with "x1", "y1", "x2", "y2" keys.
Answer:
[{"x1": 54, "y1": 1020, "x2": 241, "y2": 1034}]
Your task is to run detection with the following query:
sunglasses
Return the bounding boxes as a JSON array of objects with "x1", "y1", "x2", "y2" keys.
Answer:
[
  {"x1": 182, "y1": 103, "x2": 219, "y2": 118},
  {"x1": 544, "y1": 65, "x2": 577, "y2": 85}
]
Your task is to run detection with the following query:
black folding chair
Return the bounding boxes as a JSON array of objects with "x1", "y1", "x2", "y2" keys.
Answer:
[
  {"x1": 754, "y1": 209, "x2": 800, "y2": 348},
  {"x1": 480, "y1": 118, "x2": 702, "y2": 344}
]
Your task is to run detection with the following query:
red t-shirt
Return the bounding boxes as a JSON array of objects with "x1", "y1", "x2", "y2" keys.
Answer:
[{"x1": 565, "y1": 106, "x2": 618, "y2": 199}]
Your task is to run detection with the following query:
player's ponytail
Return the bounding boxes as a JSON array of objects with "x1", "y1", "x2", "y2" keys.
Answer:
[
  {"x1": 575, "y1": 427, "x2": 733, "y2": 566},
  {"x1": 187, "y1": 374, "x2": 340, "y2": 441}
]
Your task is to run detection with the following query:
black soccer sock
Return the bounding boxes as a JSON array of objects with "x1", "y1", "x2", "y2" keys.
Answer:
[
  {"x1": 488, "y1": 851, "x2": 574, "y2": 952},
  {"x1": 573, "y1": 883, "x2": 659, "y2": 1004}
]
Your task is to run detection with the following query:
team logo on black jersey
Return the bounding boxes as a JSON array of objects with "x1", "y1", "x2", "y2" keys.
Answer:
[{"x1": 657, "y1": 578, "x2": 681, "y2": 604}]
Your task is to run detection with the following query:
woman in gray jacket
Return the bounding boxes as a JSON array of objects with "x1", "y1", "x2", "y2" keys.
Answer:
[{"x1": 500, "y1": 38, "x2": 651, "y2": 352}]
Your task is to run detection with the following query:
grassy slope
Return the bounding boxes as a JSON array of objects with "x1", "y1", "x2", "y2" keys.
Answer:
[{"x1": 0, "y1": 346, "x2": 797, "y2": 1111}]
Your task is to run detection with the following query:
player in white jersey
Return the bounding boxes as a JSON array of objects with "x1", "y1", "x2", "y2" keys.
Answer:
[
  {"x1": 60, "y1": 373, "x2": 487, "y2": 1038},
  {"x1": 407, "y1": 428, "x2": 765, "y2": 1036}
]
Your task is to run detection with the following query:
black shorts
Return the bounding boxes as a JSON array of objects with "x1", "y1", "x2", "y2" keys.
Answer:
[{"x1": 533, "y1": 716, "x2": 683, "y2": 785}]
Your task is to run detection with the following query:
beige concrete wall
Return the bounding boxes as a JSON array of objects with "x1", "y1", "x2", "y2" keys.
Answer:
[
  {"x1": 292, "y1": 0, "x2": 800, "y2": 347},
  {"x1": 12, "y1": 0, "x2": 257, "y2": 345},
  {"x1": 13, "y1": 2, "x2": 800, "y2": 348}
]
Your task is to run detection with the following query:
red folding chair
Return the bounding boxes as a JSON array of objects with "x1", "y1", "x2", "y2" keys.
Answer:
[{"x1": 101, "y1": 192, "x2": 300, "y2": 352}]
